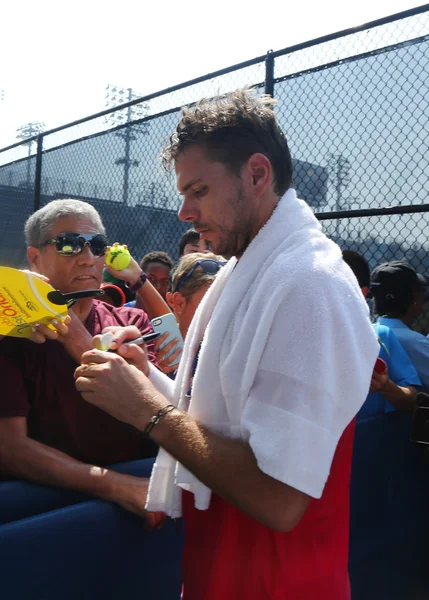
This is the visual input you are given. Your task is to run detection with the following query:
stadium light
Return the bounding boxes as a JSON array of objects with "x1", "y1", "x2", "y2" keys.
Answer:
[{"x1": 104, "y1": 84, "x2": 149, "y2": 205}]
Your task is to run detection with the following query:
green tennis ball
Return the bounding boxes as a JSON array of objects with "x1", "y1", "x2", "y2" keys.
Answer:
[{"x1": 105, "y1": 245, "x2": 131, "y2": 271}]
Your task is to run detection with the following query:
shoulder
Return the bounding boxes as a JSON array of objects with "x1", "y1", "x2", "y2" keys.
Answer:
[
  {"x1": 93, "y1": 300, "x2": 151, "y2": 328},
  {"x1": 262, "y1": 240, "x2": 365, "y2": 323},
  {"x1": 373, "y1": 323, "x2": 395, "y2": 345}
]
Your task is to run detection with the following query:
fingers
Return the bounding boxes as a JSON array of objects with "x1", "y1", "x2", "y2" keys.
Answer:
[
  {"x1": 29, "y1": 318, "x2": 70, "y2": 344},
  {"x1": 29, "y1": 326, "x2": 54, "y2": 344},
  {"x1": 157, "y1": 346, "x2": 181, "y2": 374},
  {"x1": 153, "y1": 332, "x2": 169, "y2": 352},
  {"x1": 104, "y1": 243, "x2": 140, "y2": 282},
  {"x1": 95, "y1": 326, "x2": 142, "y2": 350},
  {"x1": 79, "y1": 348, "x2": 116, "y2": 366},
  {"x1": 156, "y1": 337, "x2": 178, "y2": 358},
  {"x1": 74, "y1": 375, "x2": 95, "y2": 393},
  {"x1": 117, "y1": 343, "x2": 149, "y2": 375},
  {"x1": 144, "y1": 511, "x2": 167, "y2": 530}
]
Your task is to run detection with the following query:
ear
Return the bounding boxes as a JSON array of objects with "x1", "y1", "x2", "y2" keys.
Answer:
[
  {"x1": 168, "y1": 291, "x2": 187, "y2": 316},
  {"x1": 166, "y1": 291, "x2": 174, "y2": 310},
  {"x1": 245, "y1": 153, "x2": 272, "y2": 197},
  {"x1": 361, "y1": 286, "x2": 369, "y2": 298},
  {"x1": 27, "y1": 247, "x2": 43, "y2": 273}
]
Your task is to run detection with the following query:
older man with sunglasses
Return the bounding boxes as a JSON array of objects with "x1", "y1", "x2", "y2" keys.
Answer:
[{"x1": 0, "y1": 199, "x2": 164, "y2": 525}]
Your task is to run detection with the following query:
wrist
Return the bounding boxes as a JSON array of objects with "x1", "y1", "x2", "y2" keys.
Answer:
[
  {"x1": 126, "y1": 270, "x2": 147, "y2": 293},
  {"x1": 93, "y1": 468, "x2": 139, "y2": 503}
]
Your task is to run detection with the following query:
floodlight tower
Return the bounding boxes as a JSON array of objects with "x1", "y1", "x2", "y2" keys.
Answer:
[
  {"x1": 16, "y1": 121, "x2": 45, "y2": 187},
  {"x1": 105, "y1": 85, "x2": 149, "y2": 206}
]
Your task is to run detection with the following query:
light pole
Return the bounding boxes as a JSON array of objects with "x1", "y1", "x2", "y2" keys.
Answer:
[
  {"x1": 326, "y1": 153, "x2": 351, "y2": 240},
  {"x1": 105, "y1": 85, "x2": 149, "y2": 206},
  {"x1": 16, "y1": 121, "x2": 45, "y2": 187}
]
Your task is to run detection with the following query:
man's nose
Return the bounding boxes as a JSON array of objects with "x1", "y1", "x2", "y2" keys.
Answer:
[
  {"x1": 178, "y1": 196, "x2": 198, "y2": 223},
  {"x1": 77, "y1": 243, "x2": 96, "y2": 264}
]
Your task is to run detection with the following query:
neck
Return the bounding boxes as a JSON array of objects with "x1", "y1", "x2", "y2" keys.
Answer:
[
  {"x1": 401, "y1": 314, "x2": 414, "y2": 328},
  {"x1": 236, "y1": 190, "x2": 281, "y2": 260},
  {"x1": 71, "y1": 298, "x2": 94, "y2": 322},
  {"x1": 385, "y1": 312, "x2": 411, "y2": 328}
]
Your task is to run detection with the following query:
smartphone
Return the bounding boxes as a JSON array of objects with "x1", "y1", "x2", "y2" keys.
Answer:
[{"x1": 151, "y1": 313, "x2": 184, "y2": 366}]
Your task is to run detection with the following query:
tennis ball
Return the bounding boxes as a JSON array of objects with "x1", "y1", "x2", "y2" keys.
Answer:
[{"x1": 105, "y1": 245, "x2": 131, "y2": 271}]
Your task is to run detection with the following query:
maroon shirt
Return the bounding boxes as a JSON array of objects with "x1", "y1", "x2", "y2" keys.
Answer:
[{"x1": 0, "y1": 300, "x2": 158, "y2": 471}]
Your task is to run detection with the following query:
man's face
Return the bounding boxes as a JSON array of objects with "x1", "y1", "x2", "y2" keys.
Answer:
[
  {"x1": 146, "y1": 262, "x2": 171, "y2": 299},
  {"x1": 182, "y1": 237, "x2": 211, "y2": 256},
  {"x1": 27, "y1": 215, "x2": 104, "y2": 294},
  {"x1": 176, "y1": 146, "x2": 256, "y2": 259}
]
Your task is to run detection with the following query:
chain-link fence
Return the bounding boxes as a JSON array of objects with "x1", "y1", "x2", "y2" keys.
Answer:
[{"x1": 0, "y1": 5, "x2": 428, "y2": 278}]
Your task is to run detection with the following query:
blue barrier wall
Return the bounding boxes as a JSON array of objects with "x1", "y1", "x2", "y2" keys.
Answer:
[
  {"x1": 0, "y1": 459, "x2": 184, "y2": 600},
  {"x1": 1, "y1": 415, "x2": 428, "y2": 599}
]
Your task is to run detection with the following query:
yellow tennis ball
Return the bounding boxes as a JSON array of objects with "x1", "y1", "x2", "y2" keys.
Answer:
[{"x1": 105, "y1": 245, "x2": 131, "y2": 270}]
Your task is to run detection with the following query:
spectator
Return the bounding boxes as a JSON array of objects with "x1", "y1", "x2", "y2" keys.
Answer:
[
  {"x1": 343, "y1": 251, "x2": 420, "y2": 418},
  {"x1": 0, "y1": 199, "x2": 162, "y2": 525},
  {"x1": 371, "y1": 260, "x2": 429, "y2": 391},
  {"x1": 76, "y1": 89, "x2": 379, "y2": 599},
  {"x1": 179, "y1": 228, "x2": 211, "y2": 256},
  {"x1": 155, "y1": 252, "x2": 226, "y2": 374},
  {"x1": 168, "y1": 252, "x2": 226, "y2": 338},
  {"x1": 106, "y1": 244, "x2": 172, "y2": 321},
  {"x1": 139, "y1": 251, "x2": 173, "y2": 301}
]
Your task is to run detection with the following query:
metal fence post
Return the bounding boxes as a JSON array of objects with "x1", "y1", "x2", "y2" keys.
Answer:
[
  {"x1": 265, "y1": 50, "x2": 275, "y2": 97},
  {"x1": 33, "y1": 134, "x2": 44, "y2": 213}
]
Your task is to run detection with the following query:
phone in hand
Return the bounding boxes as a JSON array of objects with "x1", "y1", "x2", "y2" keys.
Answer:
[{"x1": 151, "y1": 313, "x2": 184, "y2": 367}]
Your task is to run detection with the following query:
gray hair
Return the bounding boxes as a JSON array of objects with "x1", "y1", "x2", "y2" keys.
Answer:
[{"x1": 24, "y1": 199, "x2": 105, "y2": 247}]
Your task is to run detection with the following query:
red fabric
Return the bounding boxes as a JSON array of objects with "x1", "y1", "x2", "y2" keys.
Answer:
[
  {"x1": 182, "y1": 420, "x2": 355, "y2": 600},
  {"x1": 0, "y1": 300, "x2": 158, "y2": 470}
]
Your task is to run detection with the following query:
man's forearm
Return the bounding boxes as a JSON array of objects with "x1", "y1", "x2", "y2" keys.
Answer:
[
  {"x1": 0, "y1": 435, "x2": 136, "y2": 503},
  {"x1": 381, "y1": 381, "x2": 417, "y2": 411},
  {"x1": 146, "y1": 407, "x2": 309, "y2": 531},
  {"x1": 60, "y1": 328, "x2": 94, "y2": 363},
  {"x1": 136, "y1": 280, "x2": 171, "y2": 321}
]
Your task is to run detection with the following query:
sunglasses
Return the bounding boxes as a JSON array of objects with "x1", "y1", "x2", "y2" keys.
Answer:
[
  {"x1": 175, "y1": 259, "x2": 226, "y2": 293},
  {"x1": 39, "y1": 232, "x2": 108, "y2": 257}
]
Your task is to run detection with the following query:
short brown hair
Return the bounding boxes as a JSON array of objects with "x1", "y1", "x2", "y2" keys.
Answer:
[{"x1": 162, "y1": 88, "x2": 293, "y2": 197}]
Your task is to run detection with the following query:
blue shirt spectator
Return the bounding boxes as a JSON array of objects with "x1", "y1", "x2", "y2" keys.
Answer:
[
  {"x1": 377, "y1": 317, "x2": 429, "y2": 391},
  {"x1": 358, "y1": 322, "x2": 421, "y2": 420}
]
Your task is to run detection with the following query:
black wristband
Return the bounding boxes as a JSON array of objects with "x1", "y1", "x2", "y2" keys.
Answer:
[
  {"x1": 143, "y1": 404, "x2": 176, "y2": 436},
  {"x1": 125, "y1": 271, "x2": 147, "y2": 293}
]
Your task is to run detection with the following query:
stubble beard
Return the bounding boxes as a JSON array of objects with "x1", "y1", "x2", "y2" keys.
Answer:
[{"x1": 215, "y1": 189, "x2": 255, "y2": 259}]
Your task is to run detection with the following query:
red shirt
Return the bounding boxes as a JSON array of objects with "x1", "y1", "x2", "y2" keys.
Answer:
[
  {"x1": 0, "y1": 300, "x2": 158, "y2": 472},
  {"x1": 182, "y1": 420, "x2": 355, "y2": 600}
]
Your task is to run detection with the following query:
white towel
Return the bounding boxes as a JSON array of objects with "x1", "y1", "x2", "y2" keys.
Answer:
[{"x1": 146, "y1": 188, "x2": 379, "y2": 517}]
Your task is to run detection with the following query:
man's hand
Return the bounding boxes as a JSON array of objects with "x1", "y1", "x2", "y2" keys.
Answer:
[
  {"x1": 74, "y1": 348, "x2": 163, "y2": 429},
  {"x1": 29, "y1": 316, "x2": 71, "y2": 344},
  {"x1": 112, "y1": 475, "x2": 166, "y2": 529},
  {"x1": 15, "y1": 271, "x2": 71, "y2": 343},
  {"x1": 369, "y1": 368, "x2": 389, "y2": 393},
  {"x1": 104, "y1": 243, "x2": 141, "y2": 286},
  {"x1": 94, "y1": 325, "x2": 151, "y2": 375}
]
